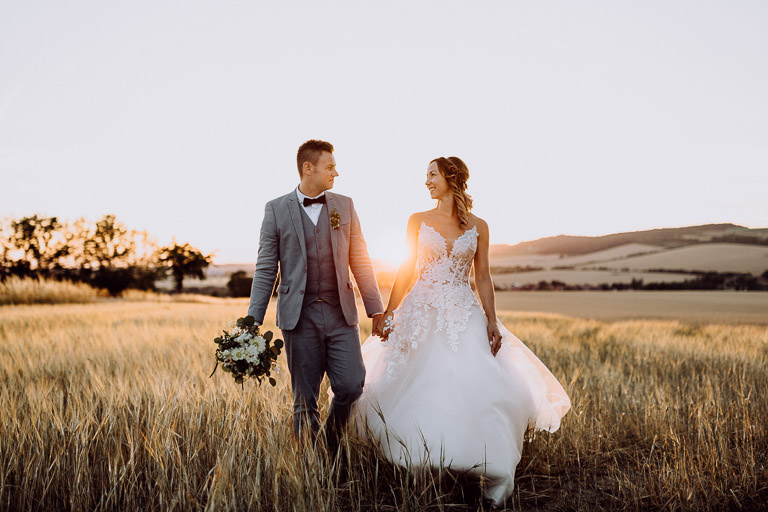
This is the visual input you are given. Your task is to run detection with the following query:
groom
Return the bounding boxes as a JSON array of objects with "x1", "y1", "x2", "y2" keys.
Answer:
[{"x1": 247, "y1": 139, "x2": 384, "y2": 450}]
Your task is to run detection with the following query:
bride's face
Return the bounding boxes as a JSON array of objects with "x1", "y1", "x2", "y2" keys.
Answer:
[{"x1": 425, "y1": 162, "x2": 450, "y2": 200}]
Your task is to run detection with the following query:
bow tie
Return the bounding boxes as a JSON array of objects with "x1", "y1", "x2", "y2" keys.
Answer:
[{"x1": 303, "y1": 195, "x2": 326, "y2": 207}]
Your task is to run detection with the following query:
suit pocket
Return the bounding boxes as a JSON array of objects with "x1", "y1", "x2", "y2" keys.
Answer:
[{"x1": 277, "y1": 284, "x2": 290, "y2": 294}]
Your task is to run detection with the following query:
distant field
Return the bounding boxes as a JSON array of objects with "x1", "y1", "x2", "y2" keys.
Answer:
[
  {"x1": 593, "y1": 243, "x2": 768, "y2": 274},
  {"x1": 490, "y1": 242, "x2": 662, "y2": 268},
  {"x1": 488, "y1": 243, "x2": 768, "y2": 287},
  {"x1": 494, "y1": 290, "x2": 768, "y2": 324}
]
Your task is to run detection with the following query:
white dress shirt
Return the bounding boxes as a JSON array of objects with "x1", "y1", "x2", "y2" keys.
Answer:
[{"x1": 295, "y1": 187, "x2": 325, "y2": 226}]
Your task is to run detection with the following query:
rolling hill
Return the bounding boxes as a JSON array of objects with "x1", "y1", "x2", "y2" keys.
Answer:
[
  {"x1": 489, "y1": 223, "x2": 768, "y2": 259},
  {"x1": 488, "y1": 224, "x2": 768, "y2": 287}
]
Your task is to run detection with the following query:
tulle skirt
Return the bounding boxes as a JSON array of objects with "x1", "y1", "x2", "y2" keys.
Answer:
[{"x1": 353, "y1": 302, "x2": 571, "y2": 504}]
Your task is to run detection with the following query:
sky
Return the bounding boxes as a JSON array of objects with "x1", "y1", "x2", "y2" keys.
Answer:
[{"x1": 1, "y1": 1, "x2": 766, "y2": 265}]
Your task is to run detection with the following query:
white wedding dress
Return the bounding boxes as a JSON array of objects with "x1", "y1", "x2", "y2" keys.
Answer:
[{"x1": 354, "y1": 222, "x2": 571, "y2": 505}]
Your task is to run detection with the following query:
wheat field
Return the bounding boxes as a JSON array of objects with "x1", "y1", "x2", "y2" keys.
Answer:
[
  {"x1": 0, "y1": 301, "x2": 766, "y2": 511},
  {"x1": 0, "y1": 276, "x2": 100, "y2": 305}
]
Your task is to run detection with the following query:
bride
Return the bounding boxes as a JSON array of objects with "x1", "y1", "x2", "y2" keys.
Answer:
[{"x1": 354, "y1": 156, "x2": 571, "y2": 506}]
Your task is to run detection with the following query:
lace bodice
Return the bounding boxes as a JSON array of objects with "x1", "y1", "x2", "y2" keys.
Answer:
[
  {"x1": 416, "y1": 222, "x2": 477, "y2": 288},
  {"x1": 383, "y1": 222, "x2": 481, "y2": 379}
]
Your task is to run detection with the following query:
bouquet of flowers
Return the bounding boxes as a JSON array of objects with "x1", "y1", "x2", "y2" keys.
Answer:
[{"x1": 210, "y1": 315, "x2": 283, "y2": 386}]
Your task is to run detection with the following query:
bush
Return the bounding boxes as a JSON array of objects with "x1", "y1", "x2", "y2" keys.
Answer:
[
  {"x1": 227, "y1": 271, "x2": 252, "y2": 297},
  {"x1": 89, "y1": 266, "x2": 162, "y2": 297}
]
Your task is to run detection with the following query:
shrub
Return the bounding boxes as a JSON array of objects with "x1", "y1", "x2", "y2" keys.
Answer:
[{"x1": 227, "y1": 271, "x2": 252, "y2": 297}]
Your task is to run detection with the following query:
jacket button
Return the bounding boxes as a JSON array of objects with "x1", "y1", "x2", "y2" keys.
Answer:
[{"x1": 299, "y1": 290, "x2": 304, "y2": 295}]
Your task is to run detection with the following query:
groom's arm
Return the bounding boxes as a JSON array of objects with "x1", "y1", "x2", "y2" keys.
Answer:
[
  {"x1": 347, "y1": 199, "x2": 385, "y2": 318},
  {"x1": 247, "y1": 202, "x2": 279, "y2": 325}
]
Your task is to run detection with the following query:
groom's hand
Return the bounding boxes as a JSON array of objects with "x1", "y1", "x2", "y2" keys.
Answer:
[{"x1": 371, "y1": 313, "x2": 384, "y2": 338}]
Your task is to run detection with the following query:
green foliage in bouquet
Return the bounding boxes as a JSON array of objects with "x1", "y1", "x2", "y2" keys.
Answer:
[{"x1": 210, "y1": 315, "x2": 284, "y2": 386}]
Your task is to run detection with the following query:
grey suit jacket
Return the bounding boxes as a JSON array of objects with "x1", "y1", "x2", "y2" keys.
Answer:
[{"x1": 247, "y1": 189, "x2": 384, "y2": 330}]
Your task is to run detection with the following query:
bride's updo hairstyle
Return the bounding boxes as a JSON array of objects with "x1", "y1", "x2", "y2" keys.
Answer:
[{"x1": 430, "y1": 156, "x2": 474, "y2": 228}]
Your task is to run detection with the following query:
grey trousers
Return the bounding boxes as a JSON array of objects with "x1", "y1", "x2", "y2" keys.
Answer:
[{"x1": 281, "y1": 300, "x2": 366, "y2": 443}]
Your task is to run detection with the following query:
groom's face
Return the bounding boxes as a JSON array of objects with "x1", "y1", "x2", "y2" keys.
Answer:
[{"x1": 307, "y1": 151, "x2": 338, "y2": 192}]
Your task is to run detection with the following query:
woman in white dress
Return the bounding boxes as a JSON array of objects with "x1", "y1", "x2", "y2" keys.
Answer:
[{"x1": 354, "y1": 156, "x2": 571, "y2": 506}]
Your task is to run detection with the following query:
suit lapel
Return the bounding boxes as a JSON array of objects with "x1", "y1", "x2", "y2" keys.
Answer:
[{"x1": 287, "y1": 192, "x2": 307, "y2": 263}]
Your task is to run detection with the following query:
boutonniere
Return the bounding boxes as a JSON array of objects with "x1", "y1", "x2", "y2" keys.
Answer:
[{"x1": 329, "y1": 208, "x2": 341, "y2": 230}]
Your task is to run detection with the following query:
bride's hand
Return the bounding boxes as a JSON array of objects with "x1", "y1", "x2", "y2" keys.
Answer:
[
  {"x1": 379, "y1": 311, "x2": 395, "y2": 342},
  {"x1": 487, "y1": 322, "x2": 502, "y2": 356}
]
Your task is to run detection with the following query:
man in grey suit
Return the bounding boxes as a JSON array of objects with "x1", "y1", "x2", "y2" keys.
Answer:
[{"x1": 248, "y1": 139, "x2": 384, "y2": 450}]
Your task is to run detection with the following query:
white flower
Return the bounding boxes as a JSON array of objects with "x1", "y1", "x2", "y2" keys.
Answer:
[
  {"x1": 250, "y1": 336, "x2": 267, "y2": 354},
  {"x1": 243, "y1": 345, "x2": 258, "y2": 361},
  {"x1": 236, "y1": 332, "x2": 252, "y2": 345},
  {"x1": 231, "y1": 348, "x2": 246, "y2": 360}
]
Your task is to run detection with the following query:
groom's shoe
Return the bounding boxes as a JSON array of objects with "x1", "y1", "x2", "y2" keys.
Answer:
[
  {"x1": 324, "y1": 428, "x2": 341, "y2": 460},
  {"x1": 324, "y1": 415, "x2": 346, "y2": 457}
]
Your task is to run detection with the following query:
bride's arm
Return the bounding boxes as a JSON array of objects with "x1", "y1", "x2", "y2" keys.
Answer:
[
  {"x1": 380, "y1": 214, "x2": 421, "y2": 340},
  {"x1": 473, "y1": 218, "x2": 503, "y2": 356}
]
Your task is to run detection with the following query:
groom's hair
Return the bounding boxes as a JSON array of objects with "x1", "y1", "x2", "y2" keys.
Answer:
[{"x1": 297, "y1": 140, "x2": 334, "y2": 177}]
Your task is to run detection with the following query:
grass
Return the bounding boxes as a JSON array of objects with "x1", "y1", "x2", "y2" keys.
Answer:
[
  {"x1": 0, "y1": 302, "x2": 766, "y2": 511},
  {"x1": 0, "y1": 277, "x2": 241, "y2": 306},
  {"x1": 0, "y1": 276, "x2": 100, "y2": 305}
]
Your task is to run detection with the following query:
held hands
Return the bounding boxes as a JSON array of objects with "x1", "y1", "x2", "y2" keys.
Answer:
[
  {"x1": 374, "y1": 311, "x2": 395, "y2": 341},
  {"x1": 371, "y1": 313, "x2": 384, "y2": 338},
  {"x1": 487, "y1": 320, "x2": 502, "y2": 356}
]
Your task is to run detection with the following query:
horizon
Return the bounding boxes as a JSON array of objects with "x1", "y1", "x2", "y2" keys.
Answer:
[
  {"x1": 203, "y1": 220, "x2": 766, "y2": 266},
  {"x1": 2, "y1": 1, "x2": 767, "y2": 265}
]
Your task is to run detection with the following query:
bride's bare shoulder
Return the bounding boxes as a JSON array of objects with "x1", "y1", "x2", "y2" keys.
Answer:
[
  {"x1": 407, "y1": 211, "x2": 432, "y2": 225},
  {"x1": 467, "y1": 214, "x2": 489, "y2": 235}
]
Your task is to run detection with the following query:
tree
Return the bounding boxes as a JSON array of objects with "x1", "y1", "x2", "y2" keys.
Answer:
[
  {"x1": 5, "y1": 215, "x2": 72, "y2": 275},
  {"x1": 71, "y1": 214, "x2": 162, "y2": 295},
  {"x1": 74, "y1": 214, "x2": 141, "y2": 269},
  {"x1": 159, "y1": 243, "x2": 213, "y2": 293}
]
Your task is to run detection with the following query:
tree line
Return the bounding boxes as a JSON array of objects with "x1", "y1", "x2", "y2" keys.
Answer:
[
  {"x1": 495, "y1": 270, "x2": 768, "y2": 292},
  {"x1": 0, "y1": 214, "x2": 213, "y2": 295}
]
